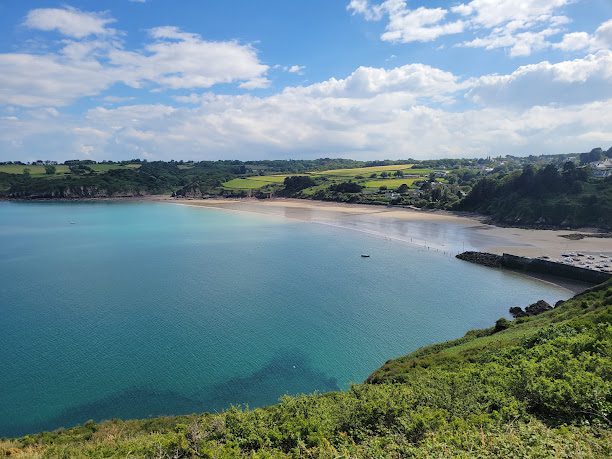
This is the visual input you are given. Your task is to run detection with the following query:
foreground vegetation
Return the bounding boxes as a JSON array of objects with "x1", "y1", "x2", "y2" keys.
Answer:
[{"x1": 2, "y1": 281, "x2": 610, "y2": 458}]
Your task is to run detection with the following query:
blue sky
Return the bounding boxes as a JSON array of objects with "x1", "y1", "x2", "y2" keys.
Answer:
[{"x1": 0, "y1": 0, "x2": 611, "y2": 161}]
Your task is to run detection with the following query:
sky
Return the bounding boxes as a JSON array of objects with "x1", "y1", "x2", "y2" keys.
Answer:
[{"x1": 0, "y1": 0, "x2": 611, "y2": 162}]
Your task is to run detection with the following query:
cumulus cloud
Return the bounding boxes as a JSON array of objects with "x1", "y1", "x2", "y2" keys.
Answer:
[
  {"x1": 289, "y1": 63, "x2": 463, "y2": 101},
  {"x1": 348, "y1": 1, "x2": 464, "y2": 43},
  {"x1": 349, "y1": 0, "x2": 575, "y2": 55},
  {"x1": 461, "y1": 27, "x2": 562, "y2": 57},
  {"x1": 0, "y1": 53, "x2": 114, "y2": 106},
  {"x1": 0, "y1": 9, "x2": 270, "y2": 106},
  {"x1": 467, "y1": 51, "x2": 612, "y2": 107},
  {"x1": 2, "y1": 53, "x2": 611, "y2": 161},
  {"x1": 554, "y1": 19, "x2": 612, "y2": 52},
  {"x1": 452, "y1": 0, "x2": 570, "y2": 29},
  {"x1": 108, "y1": 26, "x2": 269, "y2": 90},
  {"x1": 24, "y1": 7, "x2": 115, "y2": 38}
]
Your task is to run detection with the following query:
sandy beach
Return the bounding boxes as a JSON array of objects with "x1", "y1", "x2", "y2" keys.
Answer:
[{"x1": 163, "y1": 197, "x2": 612, "y2": 260}]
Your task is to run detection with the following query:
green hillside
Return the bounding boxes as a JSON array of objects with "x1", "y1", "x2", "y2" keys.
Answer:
[
  {"x1": 456, "y1": 163, "x2": 612, "y2": 229},
  {"x1": 2, "y1": 282, "x2": 610, "y2": 458}
]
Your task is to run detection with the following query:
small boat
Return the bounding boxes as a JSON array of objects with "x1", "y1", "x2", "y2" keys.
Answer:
[
  {"x1": 69, "y1": 221, "x2": 76, "y2": 224},
  {"x1": 361, "y1": 254, "x2": 370, "y2": 258}
]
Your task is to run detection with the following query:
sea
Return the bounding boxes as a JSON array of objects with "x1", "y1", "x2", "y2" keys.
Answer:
[{"x1": 0, "y1": 201, "x2": 572, "y2": 436}]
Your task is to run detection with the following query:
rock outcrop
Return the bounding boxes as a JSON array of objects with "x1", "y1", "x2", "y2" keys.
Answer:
[
  {"x1": 509, "y1": 300, "x2": 552, "y2": 318},
  {"x1": 455, "y1": 251, "x2": 503, "y2": 267}
]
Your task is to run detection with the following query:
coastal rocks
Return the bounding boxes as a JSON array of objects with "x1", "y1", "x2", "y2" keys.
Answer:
[
  {"x1": 526, "y1": 300, "x2": 553, "y2": 315},
  {"x1": 509, "y1": 306, "x2": 527, "y2": 318},
  {"x1": 509, "y1": 300, "x2": 552, "y2": 318},
  {"x1": 8, "y1": 185, "x2": 148, "y2": 199},
  {"x1": 560, "y1": 232, "x2": 612, "y2": 240},
  {"x1": 455, "y1": 251, "x2": 503, "y2": 268}
]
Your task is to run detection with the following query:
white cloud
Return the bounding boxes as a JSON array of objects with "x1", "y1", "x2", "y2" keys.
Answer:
[
  {"x1": 108, "y1": 27, "x2": 269, "y2": 90},
  {"x1": 454, "y1": 0, "x2": 572, "y2": 55},
  {"x1": 274, "y1": 64, "x2": 306, "y2": 75},
  {"x1": 347, "y1": 0, "x2": 384, "y2": 21},
  {"x1": 24, "y1": 7, "x2": 115, "y2": 38},
  {"x1": 453, "y1": 0, "x2": 570, "y2": 29},
  {"x1": 0, "y1": 53, "x2": 114, "y2": 106},
  {"x1": 461, "y1": 27, "x2": 561, "y2": 57},
  {"x1": 350, "y1": 0, "x2": 575, "y2": 55},
  {"x1": 287, "y1": 65, "x2": 305, "y2": 74},
  {"x1": 467, "y1": 51, "x2": 612, "y2": 108},
  {"x1": 1, "y1": 9, "x2": 270, "y2": 106},
  {"x1": 553, "y1": 31, "x2": 592, "y2": 52},
  {"x1": 290, "y1": 63, "x2": 462, "y2": 100},
  {"x1": 348, "y1": 1, "x2": 464, "y2": 43},
  {"x1": 554, "y1": 19, "x2": 612, "y2": 52},
  {"x1": 3, "y1": 54, "x2": 611, "y2": 161},
  {"x1": 381, "y1": 6, "x2": 464, "y2": 43}
]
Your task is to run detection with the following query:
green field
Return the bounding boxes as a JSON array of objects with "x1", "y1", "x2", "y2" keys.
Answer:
[
  {"x1": 222, "y1": 175, "x2": 298, "y2": 190},
  {"x1": 313, "y1": 164, "x2": 415, "y2": 177},
  {"x1": 0, "y1": 163, "x2": 141, "y2": 176},
  {"x1": 221, "y1": 166, "x2": 442, "y2": 192},
  {"x1": 0, "y1": 165, "x2": 69, "y2": 175}
]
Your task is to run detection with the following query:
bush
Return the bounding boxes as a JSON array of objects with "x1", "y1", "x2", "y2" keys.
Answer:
[{"x1": 493, "y1": 318, "x2": 511, "y2": 333}]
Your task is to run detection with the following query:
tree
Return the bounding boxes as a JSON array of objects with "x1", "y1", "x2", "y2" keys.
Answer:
[
  {"x1": 23, "y1": 168, "x2": 30, "y2": 175},
  {"x1": 493, "y1": 317, "x2": 511, "y2": 333},
  {"x1": 44, "y1": 165, "x2": 56, "y2": 175},
  {"x1": 283, "y1": 175, "x2": 316, "y2": 192},
  {"x1": 397, "y1": 183, "x2": 409, "y2": 193},
  {"x1": 331, "y1": 181, "x2": 364, "y2": 193}
]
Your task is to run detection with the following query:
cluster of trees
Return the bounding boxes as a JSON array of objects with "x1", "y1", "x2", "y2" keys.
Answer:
[
  {"x1": 282, "y1": 175, "x2": 316, "y2": 193},
  {"x1": 457, "y1": 161, "x2": 612, "y2": 228},
  {"x1": 5, "y1": 282, "x2": 611, "y2": 457}
]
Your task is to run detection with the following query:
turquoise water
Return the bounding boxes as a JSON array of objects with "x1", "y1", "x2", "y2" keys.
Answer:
[{"x1": 0, "y1": 201, "x2": 571, "y2": 437}]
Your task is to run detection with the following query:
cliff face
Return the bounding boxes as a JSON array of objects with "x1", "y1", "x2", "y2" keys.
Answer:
[{"x1": 7, "y1": 185, "x2": 150, "y2": 199}]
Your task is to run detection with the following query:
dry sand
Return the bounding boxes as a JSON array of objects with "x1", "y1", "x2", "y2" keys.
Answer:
[{"x1": 162, "y1": 197, "x2": 612, "y2": 261}]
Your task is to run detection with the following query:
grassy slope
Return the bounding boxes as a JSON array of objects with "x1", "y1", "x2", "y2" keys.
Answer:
[
  {"x1": 311, "y1": 164, "x2": 415, "y2": 176},
  {"x1": 222, "y1": 176, "x2": 300, "y2": 190},
  {"x1": 220, "y1": 165, "x2": 440, "y2": 192},
  {"x1": 2, "y1": 282, "x2": 610, "y2": 458}
]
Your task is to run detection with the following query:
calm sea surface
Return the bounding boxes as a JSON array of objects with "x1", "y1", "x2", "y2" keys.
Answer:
[{"x1": 0, "y1": 201, "x2": 571, "y2": 436}]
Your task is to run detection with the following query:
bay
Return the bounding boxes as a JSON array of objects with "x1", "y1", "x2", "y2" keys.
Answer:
[{"x1": 0, "y1": 201, "x2": 571, "y2": 436}]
